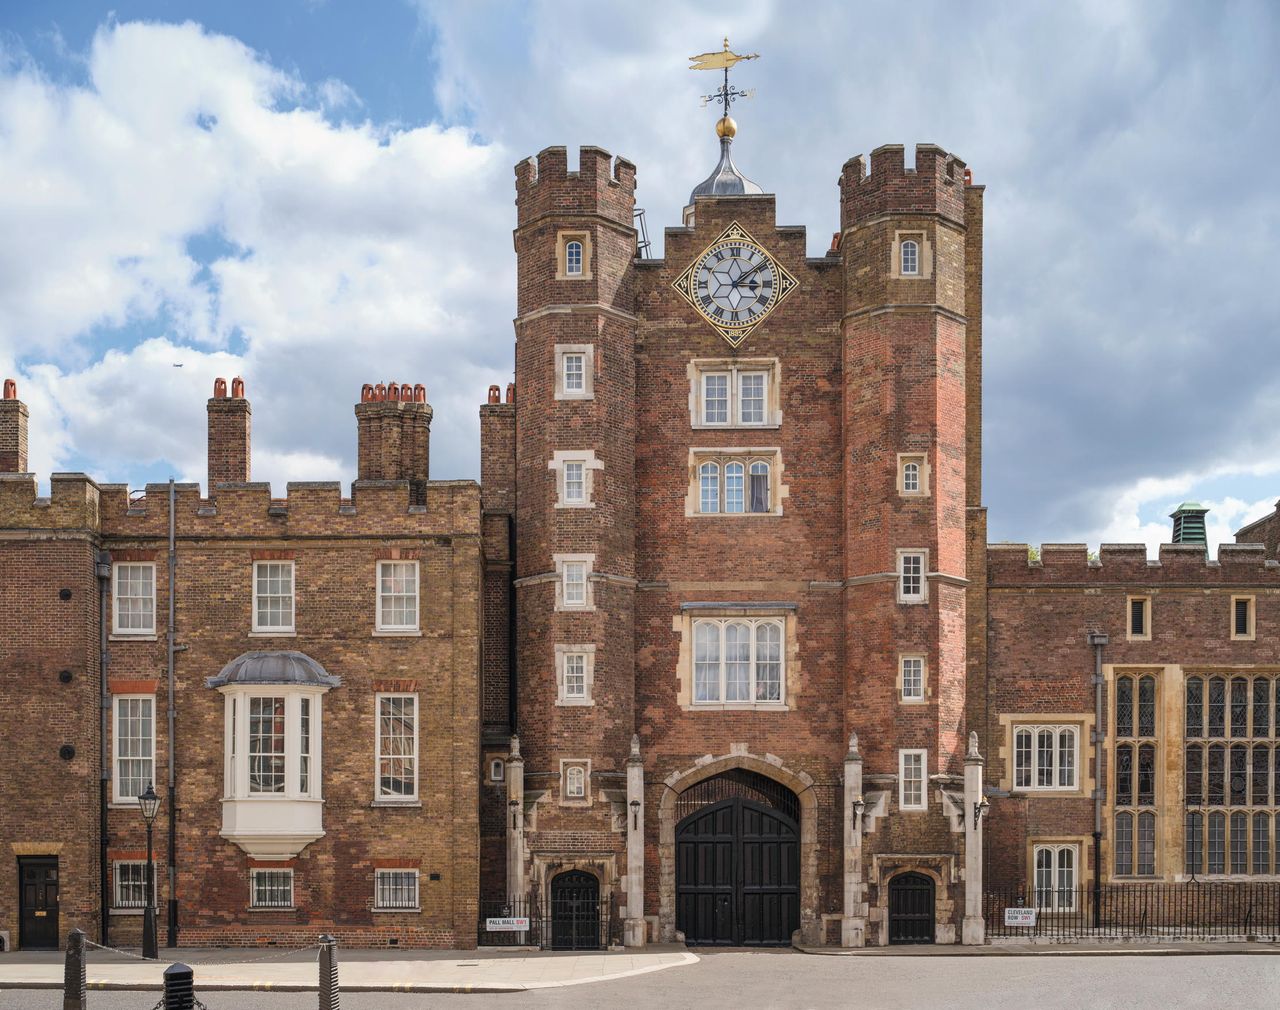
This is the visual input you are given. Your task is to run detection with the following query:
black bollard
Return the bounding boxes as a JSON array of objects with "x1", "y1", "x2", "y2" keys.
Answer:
[
  {"x1": 318, "y1": 933, "x2": 340, "y2": 1010},
  {"x1": 162, "y1": 962, "x2": 194, "y2": 1010},
  {"x1": 62, "y1": 928, "x2": 87, "y2": 1010}
]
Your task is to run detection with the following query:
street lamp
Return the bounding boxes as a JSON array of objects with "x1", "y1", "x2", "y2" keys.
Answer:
[
  {"x1": 850, "y1": 795, "x2": 865, "y2": 832},
  {"x1": 137, "y1": 783, "x2": 161, "y2": 960},
  {"x1": 630, "y1": 799, "x2": 641, "y2": 829},
  {"x1": 972, "y1": 796, "x2": 990, "y2": 830}
]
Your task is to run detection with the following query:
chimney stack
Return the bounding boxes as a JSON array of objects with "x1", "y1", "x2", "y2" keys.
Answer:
[
  {"x1": 0, "y1": 378, "x2": 29, "y2": 473},
  {"x1": 355, "y1": 381, "x2": 432, "y2": 484},
  {"x1": 208, "y1": 376, "x2": 251, "y2": 488}
]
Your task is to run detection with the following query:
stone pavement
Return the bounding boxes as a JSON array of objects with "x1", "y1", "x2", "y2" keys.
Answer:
[
  {"x1": 0, "y1": 944, "x2": 698, "y2": 993},
  {"x1": 798, "y1": 939, "x2": 1280, "y2": 956}
]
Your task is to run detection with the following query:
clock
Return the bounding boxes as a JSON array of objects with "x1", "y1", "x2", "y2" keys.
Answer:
[{"x1": 672, "y1": 222, "x2": 797, "y2": 346}]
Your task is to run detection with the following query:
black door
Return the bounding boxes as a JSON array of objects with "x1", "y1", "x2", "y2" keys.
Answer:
[
  {"x1": 887, "y1": 871, "x2": 935, "y2": 945},
  {"x1": 676, "y1": 798, "x2": 799, "y2": 946},
  {"x1": 550, "y1": 870, "x2": 601, "y2": 950},
  {"x1": 18, "y1": 858, "x2": 59, "y2": 950}
]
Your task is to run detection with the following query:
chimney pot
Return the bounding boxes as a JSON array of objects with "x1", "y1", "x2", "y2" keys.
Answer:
[
  {"x1": 361, "y1": 383, "x2": 374, "y2": 403},
  {"x1": 213, "y1": 377, "x2": 227, "y2": 398},
  {"x1": 488, "y1": 384, "x2": 501, "y2": 405},
  {"x1": 2, "y1": 378, "x2": 15, "y2": 400},
  {"x1": 231, "y1": 376, "x2": 245, "y2": 398},
  {"x1": 374, "y1": 383, "x2": 386, "y2": 401},
  {"x1": 413, "y1": 384, "x2": 426, "y2": 403},
  {"x1": 505, "y1": 382, "x2": 515, "y2": 404}
]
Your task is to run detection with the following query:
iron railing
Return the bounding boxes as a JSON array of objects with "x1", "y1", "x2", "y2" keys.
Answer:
[
  {"x1": 477, "y1": 894, "x2": 618, "y2": 950},
  {"x1": 984, "y1": 882, "x2": 1280, "y2": 940}
]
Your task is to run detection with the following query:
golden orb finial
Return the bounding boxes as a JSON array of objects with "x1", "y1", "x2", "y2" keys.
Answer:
[{"x1": 716, "y1": 115, "x2": 737, "y2": 139}]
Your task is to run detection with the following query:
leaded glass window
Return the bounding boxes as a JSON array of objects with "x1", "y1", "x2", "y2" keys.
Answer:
[
  {"x1": 1208, "y1": 812, "x2": 1226, "y2": 874},
  {"x1": 1015, "y1": 730, "x2": 1032, "y2": 789},
  {"x1": 1208, "y1": 677, "x2": 1226, "y2": 737},
  {"x1": 1185, "y1": 812, "x2": 1204, "y2": 875},
  {"x1": 1137, "y1": 744, "x2": 1155, "y2": 805},
  {"x1": 1185, "y1": 744, "x2": 1203, "y2": 805},
  {"x1": 1116, "y1": 744, "x2": 1133, "y2": 806},
  {"x1": 1116, "y1": 676, "x2": 1134, "y2": 738},
  {"x1": 1253, "y1": 744, "x2": 1270, "y2": 806},
  {"x1": 1115, "y1": 812, "x2": 1133, "y2": 875},
  {"x1": 1231, "y1": 677, "x2": 1249, "y2": 738},
  {"x1": 1254, "y1": 679, "x2": 1271, "y2": 737},
  {"x1": 1230, "y1": 744, "x2": 1248, "y2": 805},
  {"x1": 1137, "y1": 811, "x2": 1156, "y2": 876},
  {"x1": 1231, "y1": 811, "x2": 1248, "y2": 874},
  {"x1": 1138, "y1": 676, "x2": 1156, "y2": 736},
  {"x1": 1254, "y1": 813, "x2": 1271, "y2": 875},
  {"x1": 1208, "y1": 744, "x2": 1225, "y2": 805},
  {"x1": 1186, "y1": 677, "x2": 1203, "y2": 738}
]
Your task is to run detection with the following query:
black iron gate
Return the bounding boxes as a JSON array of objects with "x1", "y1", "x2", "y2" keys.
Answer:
[
  {"x1": 888, "y1": 871, "x2": 935, "y2": 945},
  {"x1": 676, "y1": 796, "x2": 800, "y2": 946},
  {"x1": 550, "y1": 870, "x2": 602, "y2": 950}
]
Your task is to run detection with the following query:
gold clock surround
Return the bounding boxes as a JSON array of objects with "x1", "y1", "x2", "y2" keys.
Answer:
[{"x1": 672, "y1": 221, "x2": 798, "y2": 347}]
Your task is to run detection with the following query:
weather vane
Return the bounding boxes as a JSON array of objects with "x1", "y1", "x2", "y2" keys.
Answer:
[{"x1": 690, "y1": 37, "x2": 759, "y2": 119}]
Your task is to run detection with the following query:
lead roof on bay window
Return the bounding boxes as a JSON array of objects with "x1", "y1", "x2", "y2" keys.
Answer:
[{"x1": 205, "y1": 650, "x2": 341, "y2": 689}]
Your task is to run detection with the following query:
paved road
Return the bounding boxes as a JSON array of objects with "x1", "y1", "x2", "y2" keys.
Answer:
[{"x1": 3, "y1": 950, "x2": 1279, "y2": 1009}]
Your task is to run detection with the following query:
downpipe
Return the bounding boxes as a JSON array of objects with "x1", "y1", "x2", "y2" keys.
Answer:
[
  {"x1": 96, "y1": 551, "x2": 112, "y2": 946},
  {"x1": 166, "y1": 479, "x2": 178, "y2": 945},
  {"x1": 1087, "y1": 630, "x2": 1109, "y2": 930}
]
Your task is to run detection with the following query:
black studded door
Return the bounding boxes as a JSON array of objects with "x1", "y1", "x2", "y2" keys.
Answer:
[
  {"x1": 887, "y1": 871, "x2": 935, "y2": 945},
  {"x1": 676, "y1": 798, "x2": 799, "y2": 946},
  {"x1": 549, "y1": 870, "x2": 601, "y2": 950}
]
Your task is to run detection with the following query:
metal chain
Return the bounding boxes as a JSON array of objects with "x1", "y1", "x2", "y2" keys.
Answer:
[
  {"x1": 82, "y1": 936, "x2": 319, "y2": 967},
  {"x1": 82, "y1": 938, "x2": 152, "y2": 961}
]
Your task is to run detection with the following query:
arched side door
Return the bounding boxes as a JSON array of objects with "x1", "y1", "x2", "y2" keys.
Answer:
[
  {"x1": 676, "y1": 797, "x2": 799, "y2": 946},
  {"x1": 887, "y1": 871, "x2": 936, "y2": 944}
]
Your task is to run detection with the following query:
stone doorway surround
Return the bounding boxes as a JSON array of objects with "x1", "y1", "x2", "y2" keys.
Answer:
[
  {"x1": 657, "y1": 747, "x2": 820, "y2": 945},
  {"x1": 530, "y1": 853, "x2": 618, "y2": 914},
  {"x1": 869, "y1": 854, "x2": 958, "y2": 945}
]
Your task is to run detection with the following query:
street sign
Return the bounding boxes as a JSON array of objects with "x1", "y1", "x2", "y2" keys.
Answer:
[
  {"x1": 1004, "y1": 907, "x2": 1037, "y2": 927},
  {"x1": 485, "y1": 917, "x2": 530, "y2": 931}
]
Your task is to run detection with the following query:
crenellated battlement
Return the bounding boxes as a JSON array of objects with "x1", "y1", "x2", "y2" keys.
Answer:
[
  {"x1": 839, "y1": 142, "x2": 968, "y2": 230},
  {"x1": 514, "y1": 145, "x2": 636, "y2": 228},
  {"x1": 0, "y1": 471, "x2": 479, "y2": 538},
  {"x1": 988, "y1": 541, "x2": 1280, "y2": 587}
]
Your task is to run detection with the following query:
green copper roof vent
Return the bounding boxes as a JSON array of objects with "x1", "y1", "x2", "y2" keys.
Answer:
[{"x1": 1170, "y1": 502, "x2": 1209, "y2": 554}]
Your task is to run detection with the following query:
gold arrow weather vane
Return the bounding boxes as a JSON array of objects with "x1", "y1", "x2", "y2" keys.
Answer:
[{"x1": 691, "y1": 37, "x2": 759, "y2": 118}]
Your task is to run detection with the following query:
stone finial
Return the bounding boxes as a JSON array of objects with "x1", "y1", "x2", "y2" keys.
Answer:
[
  {"x1": 968, "y1": 731, "x2": 980, "y2": 759},
  {"x1": 631, "y1": 734, "x2": 640, "y2": 757},
  {"x1": 509, "y1": 734, "x2": 521, "y2": 759},
  {"x1": 846, "y1": 731, "x2": 861, "y2": 761}
]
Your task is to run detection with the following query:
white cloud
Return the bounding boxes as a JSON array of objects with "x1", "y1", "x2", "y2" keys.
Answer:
[{"x1": 0, "y1": 20, "x2": 512, "y2": 488}]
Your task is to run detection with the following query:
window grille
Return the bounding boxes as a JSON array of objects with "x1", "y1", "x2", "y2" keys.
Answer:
[
  {"x1": 674, "y1": 768, "x2": 799, "y2": 824},
  {"x1": 113, "y1": 862, "x2": 148, "y2": 909},
  {"x1": 250, "y1": 869, "x2": 293, "y2": 909},
  {"x1": 375, "y1": 870, "x2": 419, "y2": 910}
]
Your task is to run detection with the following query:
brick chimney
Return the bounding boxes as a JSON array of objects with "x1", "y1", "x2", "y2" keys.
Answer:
[
  {"x1": 208, "y1": 376, "x2": 251, "y2": 488},
  {"x1": 355, "y1": 382, "x2": 432, "y2": 483},
  {"x1": 0, "y1": 378, "x2": 29, "y2": 473}
]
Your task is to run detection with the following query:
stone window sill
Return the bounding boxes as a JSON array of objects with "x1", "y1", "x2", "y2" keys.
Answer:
[
  {"x1": 688, "y1": 703, "x2": 789, "y2": 712},
  {"x1": 372, "y1": 906, "x2": 422, "y2": 914},
  {"x1": 373, "y1": 629, "x2": 422, "y2": 638},
  {"x1": 556, "y1": 698, "x2": 594, "y2": 707},
  {"x1": 249, "y1": 630, "x2": 296, "y2": 638},
  {"x1": 371, "y1": 799, "x2": 422, "y2": 809},
  {"x1": 109, "y1": 634, "x2": 158, "y2": 642},
  {"x1": 247, "y1": 906, "x2": 297, "y2": 913},
  {"x1": 690, "y1": 423, "x2": 782, "y2": 431},
  {"x1": 554, "y1": 501, "x2": 596, "y2": 509},
  {"x1": 110, "y1": 908, "x2": 145, "y2": 916}
]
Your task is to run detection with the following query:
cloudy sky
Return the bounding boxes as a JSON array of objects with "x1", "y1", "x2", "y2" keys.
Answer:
[{"x1": 2, "y1": 1, "x2": 1278, "y2": 553}]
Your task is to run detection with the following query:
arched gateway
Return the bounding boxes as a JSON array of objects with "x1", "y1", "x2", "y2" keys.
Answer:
[{"x1": 674, "y1": 769, "x2": 800, "y2": 946}]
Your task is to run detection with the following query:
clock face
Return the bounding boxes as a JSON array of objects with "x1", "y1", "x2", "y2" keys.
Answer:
[{"x1": 672, "y1": 222, "x2": 798, "y2": 347}]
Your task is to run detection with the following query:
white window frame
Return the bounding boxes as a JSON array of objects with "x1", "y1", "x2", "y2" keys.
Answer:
[
  {"x1": 899, "y1": 749, "x2": 928, "y2": 811},
  {"x1": 562, "y1": 352, "x2": 585, "y2": 393},
  {"x1": 550, "y1": 450, "x2": 602, "y2": 508},
  {"x1": 689, "y1": 359, "x2": 781, "y2": 429},
  {"x1": 376, "y1": 560, "x2": 420, "y2": 633},
  {"x1": 555, "y1": 644, "x2": 595, "y2": 706},
  {"x1": 112, "y1": 860, "x2": 149, "y2": 910},
  {"x1": 1013, "y1": 725, "x2": 1079, "y2": 791},
  {"x1": 489, "y1": 758, "x2": 505, "y2": 783},
  {"x1": 1033, "y1": 844, "x2": 1078, "y2": 912},
  {"x1": 555, "y1": 231, "x2": 592, "y2": 280},
  {"x1": 221, "y1": 688, "x2": 324, "y2": 802},
  {"x1": 691, "y1": 618, "x2": 786, "y2": 707},
  {"x1": 897, "y1": 550, "x2": 928, "y2": 604},
  {"x1": 249, "y1": 868, "x2": 294, "y2": 909},
  {"x1": 373, "y1": 868, "x2": 421, "y2": 911},
  {"x1": 112, "y1": 694, "x2": 156, "y2": 805},
  {"x1": 560, "y1": 760, "x2": 591, "y2": 804},
  {"x1": 897, "y1": 453, "x2": 930, "y2": 497},
  {"x1": 563, "y1": 460, "x2": 585, "y2": 503},
  {"x1": 554, "y1": 344, "x2": 595, "y2": 400},
  {"x1": 375, "y1": 693, "x2": 419, "y2": 803},
  {"x1": 554, "y1": 553, "x2": 595, "y2": 611},
  {"x1": 112, "y1": 562, "x2": 156, "y2": 636},
  {"x1": 900, "y1": 239, "x2": 919, "y2": 276},
  {"x1": 899, "y1": 655, "x2": 926, "y2": 704},
  {"x1": 688, "y1": 449, "x2": 784, "y2": 517},
  {"x1": 251, "y1": 560, "x2": 295, "y2": 634},
  {"x1": 565, "y1": 240, "x2": 583, "y2": 276}
]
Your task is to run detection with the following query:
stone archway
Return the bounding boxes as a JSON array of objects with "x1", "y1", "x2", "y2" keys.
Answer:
[{"x1": 658, "y1": 751, "x2": 820, "y2": 945}]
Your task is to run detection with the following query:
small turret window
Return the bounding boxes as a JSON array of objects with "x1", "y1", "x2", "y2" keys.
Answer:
[
  {"x1": 565, "y1": 241, "x2": 583, "y2": 276},
  {"x1": 901, "y1": 240, "x2": 919, "y2": 276}
]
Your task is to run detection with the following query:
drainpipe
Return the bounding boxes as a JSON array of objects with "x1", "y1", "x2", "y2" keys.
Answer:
[
  {"x1": 507, "y1": 515, "x2": 517, "y2": 734},
  {"x1": 96, "y1": 551, "x2": 112, "y2": 947},
  {"x1": 1087, "y1": 631, "x2": 1108, "y2": 929},
  {"x1": 166, "y1": 479, "x2": 178, "y2": 946}
]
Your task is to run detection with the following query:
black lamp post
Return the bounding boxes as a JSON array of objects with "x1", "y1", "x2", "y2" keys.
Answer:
[{"x1": 138, "y1": 783, "x2": 161, "y2": 960}]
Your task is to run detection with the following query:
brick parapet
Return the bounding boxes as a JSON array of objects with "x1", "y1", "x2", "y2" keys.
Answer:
[
  {"x1": 839, "y1": 143, "x2": 968, "y2": 230},
  {"x1": 987, "y1": 541, "x2": 1280, "y2": 586}
]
